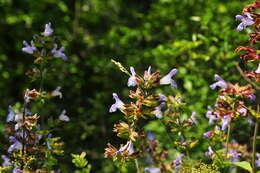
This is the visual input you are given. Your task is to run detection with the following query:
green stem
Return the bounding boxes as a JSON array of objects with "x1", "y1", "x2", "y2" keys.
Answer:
[
  {"x1": 39, "y1": 68, "x2": 44, "y2": 92},
  {"x1": 135, "y1": 159, "x2": 141, "y2": 173},
  {"x1": 225, "y1": 124, "x2": 231, "y2": 158},
  {"x1": 39, "y1": 68, "x2": 45, "y2": 128},
  {"x1": 252, "y1": 104, "x2": 259, "y2": 173}
]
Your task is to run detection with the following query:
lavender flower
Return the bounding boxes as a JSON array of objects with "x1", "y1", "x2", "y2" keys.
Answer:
[
  {"x1": 159, "y1": 93, "x2": 167, "y2": 101},
  {"x1": 221, "y1": 115, "x2": 231, "y2": 131},
  {"x1": 205, "y1": 146, "x2": 214, "y2": 157},
  {"x1": 1, "y1": 155, "x2": 11, "y2": 168},
  {"x1": 203, "y1": 131, "x2": 212, "y2": 138},
  {"x1": 229, "y1": 150, "x2": 241, "y2": 162},
  {"x1": 238, "y1": 107, "x2": 247, "y2": 116},
  {"x1": 210, "y1": 74, "x2": 227, "y2": 90},
  {"x1": 152, "y1": 102, "x2": 165, "y2": 119},
  {"x1": 205, "y1": 106, "x2": 217, "y2": 125},
  {"x1": 13, "y1": 165, "x2": 21, "y2": 173},
  {"x1": 42, "y1": 22, "x2": 53, "y2": 36},
  {"x1": 8, "y1": 136, "x2": 22, "y2": 153},
  {"x1": 109, "y1": 93, "x2": 124, "y2": 112},
  {"x1": 147, "y1": 131, "x2": 155, "y2": 141},
  {"x1": 247, "y1": 116, "x2": 254, "y2": 126},
  {"x1": 6, "y1": 105, "x2": 15, "y2": 123},
  {"x1": 115, "y1": 141, "x2": 134, "y2": 155},
  {"x1": 189, "y1": 112, "x2": 197, "y2": 124},
  {"x1": 128, "y1": 67, "x2": 137, "y2": 87},
  {"x1": 256, "y1": 153, "x2": 260, "y2": 167},
  {"x1": 235, "y1": 13, "x2": 254, "y2": 31},
  {"x1": 51, "y1": 86, "x2": 62, "y2": 98},
  {"x1": 248, "y1": 94, "x2": 256, "y2": 101},
  {"x1": 59, "y1": 110, "x2": 70, "y2": 122},
  {"x1": 160, "y1": 68, "x2": 178, "y2": 89},
  {"x1": 144, "y1": 168, "x2": 160, "y2": 173},
  {"x1": 22, "y1": 40, "x2": 37, "y2": 54},
  {"x1": 14, "y1": 112, "x2": 23, "y2": 131},
  {"x1": 255, "y1": 63, "x2": 260, "y2": 74},
  {"x1": 173, "y1": 154, "x2": 184, "y2": 171},
  {"x1": 51, "y1": 45, "x2": 68, "y2": 60}
]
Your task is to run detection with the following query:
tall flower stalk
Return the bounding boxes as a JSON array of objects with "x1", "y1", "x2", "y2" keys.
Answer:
[
  {"x1": 0, "y1": 23, "x2": 69, "y2": 173},
  {"x1": 105, "y1": 61, "x2": 198, "y2": 172}
]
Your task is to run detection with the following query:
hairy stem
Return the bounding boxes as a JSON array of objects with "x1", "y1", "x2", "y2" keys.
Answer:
[
  {"x1": 225, "y1": 124, "x2": 231, "y2": 158},
  {"x1": 135, "y1": 159, "x2": 141, "y2": 173}
]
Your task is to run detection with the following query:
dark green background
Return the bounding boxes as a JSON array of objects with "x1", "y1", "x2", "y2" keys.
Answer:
[{"x1": 0, "y1": 0, "x2": 258, "y2": 172}]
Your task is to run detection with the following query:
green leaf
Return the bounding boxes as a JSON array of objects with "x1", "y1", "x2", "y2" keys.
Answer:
[{"x1": 225, "y1": 161, "x2": 253, "y2": 173}]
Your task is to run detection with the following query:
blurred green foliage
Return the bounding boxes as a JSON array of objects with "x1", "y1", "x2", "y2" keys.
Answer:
[{"x1": 0, "y1": 0, "x2": 257, "y2": 172}]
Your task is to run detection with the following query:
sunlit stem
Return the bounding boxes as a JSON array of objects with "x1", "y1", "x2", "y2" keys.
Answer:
[
  {"x1": 225, "y1": 124, "x2": 231, "y2": 158},
  {"x1": 252, "y1": 104, "x2": 259, "y2": 173},
  {"x1": 135, "y1": 159, "x2": 141, "y2": 173}
]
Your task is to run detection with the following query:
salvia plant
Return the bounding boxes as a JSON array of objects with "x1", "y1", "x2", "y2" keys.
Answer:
[
  {"x1": 105, "y1": 1, "x2": 260, "y2": 173},
  {"x1": 0, "y1": 23, "x2": 70, "y2": 173}
]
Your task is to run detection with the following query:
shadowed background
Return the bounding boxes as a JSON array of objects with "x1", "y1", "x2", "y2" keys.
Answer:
[{"x1": 0, "y1": 0, "x2": 257, "y2": 172}]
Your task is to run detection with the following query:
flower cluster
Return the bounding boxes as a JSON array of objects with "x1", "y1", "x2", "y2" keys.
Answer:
[
  {"x1": 105, "y1": 61, "x2": 199, "y2": 172},
  {"x1": 202, "y1": 1, "x2": 260, "y2": 172},
  {"x1": 0, "y1": 23, "x2": 69, "y2": 173}
]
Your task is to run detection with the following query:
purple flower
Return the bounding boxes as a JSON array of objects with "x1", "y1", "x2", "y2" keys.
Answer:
[
  {"x1": 128, "y1": 67, "x2": 137, "y2": 87},
  {"x1": 159, "y1": 93, "x2": 167, "y2": 101},
  {"x1": 210, "y1": 74, "x2": 227, "y2": 90},
  {"x1": 22, "y1": 40, "x2": 37, "y2": 54},
  {"x1": 147, "y1": 131, "x2": 155, "y2": 141},
  {"x1": 255, "y1": 63, "x2": 260, "y2": 74},
  {"x1": 1, "y1": 155, "x2": 11, "y2": 168},
  {"x1": 13, "y1": 166, "x2": 21, "y2": 173},
  {"x1": 144, "y1": 168, "x2": 160, "y2": 173},
  {"x1": 238, "y1": 107, "x2": 247, "y2": 116},
  {"x1": 189, "y1": 112, "x2": 197, "y2": 124},
  {"x1": 6, "y1": 105, "x2": 15, "y2": 123},
  {"x1": 109, "y1": 93, "x2": 124, "y2": 112},
  {"x1": 235, "y1": 13, "x2": 254, "y2": 31},
  {"x1": 256, "y1": 153, "x2": 260, "y2": 167},
  {"x1": 42, "y1": 22, "x2": 53, "y2": 36},
  {"x1": 116, "y1": 141, "x2": 134, "y2": 155},
  {"x1": 8, "y1": 136, "x2": 22, "y2": 153},
  {"x1": 229, "y1": 150, "x2": 241, "y2": 162},
  {"x1": 248, "y1": 94, "x2": 256, "y2": 101},
  {"x1": 51, "y1": 45, "x2": 68, "y2": 60},
  {"x1": 205, "y1": 146, "x2": 214, "y2": 157},
  {"x1": 160, "y1": 68, "x2": 178, "y2": 89},
  {"x1": 203, "y1": 131, "x2": 212, "y2": 138},
  {"x1": 221, "y1": 116, "x2": 231, "y2": 131},
  {"x1": 205, "y1": 106, "x2": 217, "y2": 125},
  {"x1": 152, "y1": 102, "x2": 165, "y2": 119},
  {"x1": 173, "y1": 154, "x2": 184, "y2": 171}
]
